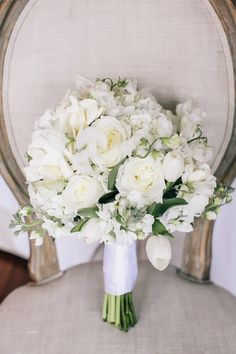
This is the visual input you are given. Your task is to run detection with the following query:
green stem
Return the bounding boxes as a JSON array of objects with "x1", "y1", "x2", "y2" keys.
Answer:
[
  {"x1": 110, "y1": 295, "x2": 116, "y2": 323},
  {"x1": 102, "y1": 293, "x2": 108, "y2": 321},
  {"x1": 128, "y1": 293, "x2": 137, "y2": 324},
  {"x1": 121, "y1": 295, "x2": 127, "y2": 332},
  {"x1": 115, "y1": 296, "x2": 120, "y2": 327},
  {"x1": 102, "y1": 292, "x2": 137, "y2": 332}
]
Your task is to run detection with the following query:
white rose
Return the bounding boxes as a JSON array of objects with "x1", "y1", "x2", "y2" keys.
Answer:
[
  {"x1": 62, "y1": 175, "x2": 103, "y2": 213},
  {"x1": 163, "y1": 151, "x2": 184, "y2": 182},
  {"x1": 116, "y1": 156, "x2": 165, "y2": 207},
  {"x1": 146, "y1": 235, "x2": 172, "y2": 271},
  {"x1": 155, "y1": 113, "x2": 173, "y2": 137},
  {"x1": 77, "y1": 117, "x2": 130, "y2": 169},
  {"x1": 79, "y1": 218, "x2": 102, "y2": 244}
]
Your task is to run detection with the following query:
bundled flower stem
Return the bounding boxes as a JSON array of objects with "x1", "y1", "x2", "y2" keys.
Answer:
[{"x1": 102, "y1": 292, "x2": 137, "y2": 331}]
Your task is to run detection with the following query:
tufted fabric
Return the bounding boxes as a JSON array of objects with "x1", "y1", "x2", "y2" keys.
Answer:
[{"x1": 0, "y1": 262, "x2": 236, "y2": 354}]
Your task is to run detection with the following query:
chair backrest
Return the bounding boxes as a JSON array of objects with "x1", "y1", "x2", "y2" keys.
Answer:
[{"x1": 0, "y1": 0, "x2": 235, "y2": 282}]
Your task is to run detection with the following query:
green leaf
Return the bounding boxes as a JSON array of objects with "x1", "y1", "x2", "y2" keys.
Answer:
[
  {"x1": 71, "y1": 218, "x2": 89, "y2": 233},
  {"x1": 108, "y1": 157, "x2": 127, "y2": 190},
  {"x1": 98, "y1": 190, "x2": 119, "y2": 204},
  {"x1": 25, "y1": 152, "x2": 32, "y2": 162},
  {"x1": 165, "y1": 181, "x2": 176, "y2": 193},
  {"x1": 146, "y1": 202, "x2": 157, "y2": 216},
  {"x1": 77, "y1": 206, "x2": 99, "y2": 218},
  {"x1": 152, "y1": 220, "x2": 174, "y2": 238},
  {"x1": 163, "y1": 177, "x2": 182, "y2": 198},
  {"x1": 147, "y1": 198, "x2": 187, "y2": 218}
]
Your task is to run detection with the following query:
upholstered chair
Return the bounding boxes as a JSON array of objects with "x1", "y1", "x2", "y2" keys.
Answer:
[{"x1": 0, "y1": 1, "x2": 236, "y2": 352}]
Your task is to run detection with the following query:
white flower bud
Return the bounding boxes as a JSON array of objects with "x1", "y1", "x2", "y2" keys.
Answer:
[
  {"x1": 205, "y1": 211, "x2": 217, "y2": 220},
  {"x1": 146, "y1": 235, "x2": 172, "y2": 271},
  {"x1": 163, "y1": 151, "x2": 184, "y2": 182},
  {"x1": 156, "y1": 114, "x2": 173, "y2": 137},
  {"x1": 79, "y1": 218, "x2": 102, "y2": 244}
]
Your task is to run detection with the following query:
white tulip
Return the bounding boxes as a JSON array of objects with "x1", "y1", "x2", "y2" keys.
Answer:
[
  {"x1": 163, "y1": 151, "x2": 184, "y2": 182},
  {"x1": 79, "y1": 218, "x2": 102, "y2": 244},
  {"x1": 62, "y1": 175, "x2": 103, "y2": 213},
  {"x1": 146, "y1": 235, "x2": 172, "y2": 271},
  {"x1": 116, "y1": 156, "x2": 165, "y2": 207},
  {"x1": 155, "y1": 114, "x2": 173, "y2": 137}
]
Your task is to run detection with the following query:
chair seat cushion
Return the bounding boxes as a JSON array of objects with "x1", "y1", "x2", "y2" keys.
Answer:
[{"x1": 0, "y1": 262, "x2": 236, "y2": 354}]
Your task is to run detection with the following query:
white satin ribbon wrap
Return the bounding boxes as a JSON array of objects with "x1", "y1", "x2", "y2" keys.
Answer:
[{"x1": 103, "y1": 242, "x2": 138, "y2": 296}]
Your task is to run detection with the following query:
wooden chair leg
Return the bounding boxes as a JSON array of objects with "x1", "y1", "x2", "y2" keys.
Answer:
[
  {"x1": 28, "y1": 234, "x2": 63, "y2": 285},
  {"x1": 177, "y1": 218, "x2": 214, "y2": 283}
]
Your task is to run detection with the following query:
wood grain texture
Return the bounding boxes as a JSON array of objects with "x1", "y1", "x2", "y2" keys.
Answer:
[
  {"x1": 0, "y1": 0, "x2": 61, "y2": 284},
  {"x1": 179, "y1": 0, "x2": 236, "y2": 281}
]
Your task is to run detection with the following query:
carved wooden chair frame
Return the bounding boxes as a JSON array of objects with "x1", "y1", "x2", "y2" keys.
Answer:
[{"x1": 0, "y1": 0, "x2": 235, "y2": 283}]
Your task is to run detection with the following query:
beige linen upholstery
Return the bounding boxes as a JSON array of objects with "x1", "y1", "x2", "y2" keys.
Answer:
[{"x1": 0, "y1": 262, "x2": 236, "y2": 354}]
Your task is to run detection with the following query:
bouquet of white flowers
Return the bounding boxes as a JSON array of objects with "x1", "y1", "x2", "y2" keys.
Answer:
[{"x1": 10, "y1": 76, "x2": 233, "y2": 332}]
